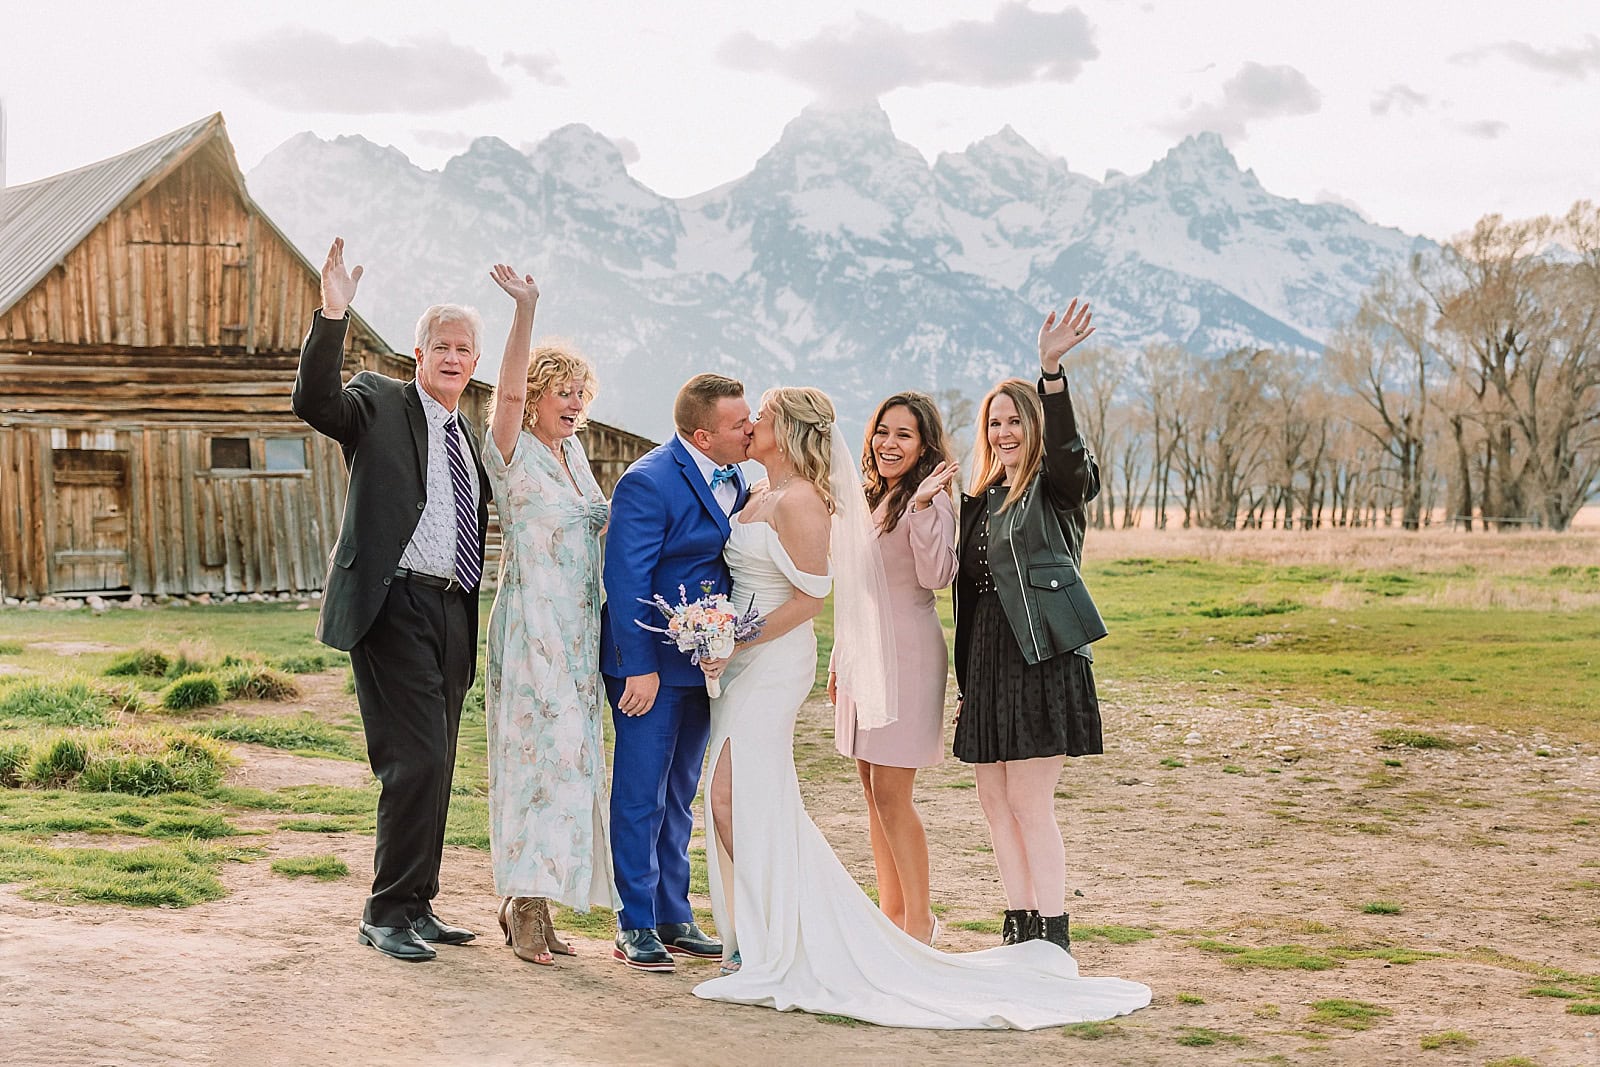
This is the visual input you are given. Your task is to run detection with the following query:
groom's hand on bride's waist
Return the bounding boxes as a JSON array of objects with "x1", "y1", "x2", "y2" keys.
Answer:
[{"x1": 618, "y1": 673, "x2": 660, "y2": 716}]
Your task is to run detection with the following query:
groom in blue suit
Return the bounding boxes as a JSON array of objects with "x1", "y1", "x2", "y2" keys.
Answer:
[{"x1": 601, "y1": 373, "x2": 753, "y2": 970}]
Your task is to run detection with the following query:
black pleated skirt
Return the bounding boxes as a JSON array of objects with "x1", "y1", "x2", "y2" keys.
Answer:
[{"x1": 953, "y1": 591, "x2": 1103, "y2": 763}]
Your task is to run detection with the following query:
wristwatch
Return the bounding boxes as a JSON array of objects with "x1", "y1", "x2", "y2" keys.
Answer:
[{"x1": 1039, "y1": 364, "x2": 1065, "y2": 381}]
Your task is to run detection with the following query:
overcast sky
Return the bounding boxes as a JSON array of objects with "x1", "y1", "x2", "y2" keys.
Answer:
[{"x1": 3, "y1": 0, "x2": 1596, "y2": 239}]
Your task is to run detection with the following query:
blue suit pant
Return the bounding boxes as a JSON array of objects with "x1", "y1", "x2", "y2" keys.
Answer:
[{"x1": 605, "y1": 676, "x2": 710, "y2": 932}]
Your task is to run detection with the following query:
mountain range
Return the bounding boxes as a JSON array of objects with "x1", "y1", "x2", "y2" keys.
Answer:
[{"x1": 247, "y1": 102, "x2": 1431, "y2": 441}]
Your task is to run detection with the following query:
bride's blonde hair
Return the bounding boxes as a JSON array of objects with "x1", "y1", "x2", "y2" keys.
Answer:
[{"x1": 762, "y1": 386, "x2": 837, "y2": 514}]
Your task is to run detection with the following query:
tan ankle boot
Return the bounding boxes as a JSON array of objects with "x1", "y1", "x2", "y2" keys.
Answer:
[{"x1": 508, "y1": 897, "x2": 553, "y2": 966}]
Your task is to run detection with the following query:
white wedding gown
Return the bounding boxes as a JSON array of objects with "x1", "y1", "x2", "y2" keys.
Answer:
[{"x1": 692, "y1": 518, "x2": 1152, "y2": 1029}]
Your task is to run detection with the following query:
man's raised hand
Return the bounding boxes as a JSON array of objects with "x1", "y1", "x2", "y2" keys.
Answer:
[
  {"x1": 321, "y1": 237, "x2": 364, "y2": 319},
  {"x1": 489, "y1": 263, "x2": 540, "y2": 310}
]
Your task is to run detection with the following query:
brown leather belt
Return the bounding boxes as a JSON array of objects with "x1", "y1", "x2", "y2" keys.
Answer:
[{"x1": 394, "y1": 567, "x2": 464, "y2": 593}]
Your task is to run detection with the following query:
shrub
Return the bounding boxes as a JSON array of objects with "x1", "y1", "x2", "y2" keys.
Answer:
[
  {"x1": 105, "y1": 648, "x2": 170, "y2": 678},
  {"x1": 161, "y1": 673, "x2": 224, "y2": 711},
  {"x1": 0, "y1": 680, "x2": 112, "y2": 727},
  {"x1": 220, "y1": 666, "x2": 299, "y2": 702}
]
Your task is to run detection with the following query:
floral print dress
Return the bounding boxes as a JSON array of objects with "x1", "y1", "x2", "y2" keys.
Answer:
[{"x1": 482, "y1": 430, "x2": 619, "y2": 910}]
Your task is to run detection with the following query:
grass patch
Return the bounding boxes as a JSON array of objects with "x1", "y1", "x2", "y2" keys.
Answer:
[
  {"x1": 1307, "y1": 998, "x2": 1391, "y2": 1031},
  {"x1": 953, "y1": 918, "x2": 1002, "y2": 935},
  {"x1": 1196, "y1": 599, "x2": 1299, "y2": 618},
  {"x1": 1159, "y1": 757, "x2": 1185, "y2": 769},
  {"x1": 1362, "y1": 900, "x2": 1403, "y2": 915},
  {"x1": 0, "y1": 679, "x2": 113, "y2": 728},
  {"x1": 271, "y1": 855, "x2": 349, "y2": 881},
  {"x1": 216, "y1": 784, "x2": 375, "y2": 816},
  {"x1": 0, "y1": 839, "x2": 243, "y2": 907},
  {"x1": 1176, "y1": 992, "x2": 1205, "y2": 1005},
  {"x1": 279, "y1": 816, "x2": 367, "y2": 833},
  {"x1": 1076, "y1": 924, "x2": 1158, "y2": 944},
  {"x1": 1484, "y1": 1059, "x2": 1539, "y2": 1067},
  {"x1": 1376, "y1": 728, "x2": 1455, "y2": 750},
  {"x1": 1528, "y1": 986, "x2": 1583, "y2": 998},
  {"x1": 1418, "y1": 1031, "x2": 1476, "y2": 1050},
  {"x1": 193, "y1": 714, "x2": 359, "y2": 759},
  {"x1": 551, "y1": 903, "x2": 617, "y2": 937},
  {"x1": 815, "y1": 1014, "x2": 870, "y2": 1028},
  {"x1": 0, "y1": 727, "x2": 234, "y2": 796},
  {"x1": 1567, "y1": 1002, "x2": 1600, "y2": 1015},
  {"x1": 1193, "y1": 940, "x2": 1338, "y2": 971},
  {"x1": 160, "y1": 673, "x2": 224, "y2": 711},
  {"x1": 104, "y1": 648, "x2": 170, "y2": 678},
  {"x1": 219, "y1": 666, "x2": 299, "y2": 702},
  {"x1": 1175, "y1": 1027, "x2": 1245, "y2": 1047},
  {"x1": 269, "y1": 652, "x2": 340, "y2": 674},
  {"x1": 1062, "y1": 1020, "x2": 1123, "y2": 1039},
  {"x1": 0, "y1": 640, "x2": 23, "y2": 655}
]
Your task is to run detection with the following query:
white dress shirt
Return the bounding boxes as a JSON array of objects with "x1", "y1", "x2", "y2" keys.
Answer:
[
  {"x1": 677, "y1": 433, "x2": 737, "y2": 516},
  {"x1": 400, "y1": 385, "x2": 481, "y2": 580}
]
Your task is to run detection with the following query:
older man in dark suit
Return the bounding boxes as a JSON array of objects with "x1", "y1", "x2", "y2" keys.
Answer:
[{"x1": 292, "y1": 238, "x2": 490, "y2": 962}]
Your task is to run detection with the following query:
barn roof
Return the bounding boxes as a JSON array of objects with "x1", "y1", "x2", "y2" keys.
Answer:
[{"x1": 0, "y1": 115, "x2": 225, "y2": 318}]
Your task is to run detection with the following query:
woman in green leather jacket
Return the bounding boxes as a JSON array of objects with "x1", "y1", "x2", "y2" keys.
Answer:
[{"x1": 953, "y1": 299, "x2": 1107, "y2": 956}]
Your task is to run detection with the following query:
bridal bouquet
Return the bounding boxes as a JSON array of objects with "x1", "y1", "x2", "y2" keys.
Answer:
[{"x1": 638, "y1": 581, "x2": 763, "y2": 698}]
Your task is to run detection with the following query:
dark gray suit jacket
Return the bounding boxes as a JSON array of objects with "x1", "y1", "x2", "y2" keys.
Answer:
[{"x1": 291, "y1": 310, "x2": 490, "y2": 653}]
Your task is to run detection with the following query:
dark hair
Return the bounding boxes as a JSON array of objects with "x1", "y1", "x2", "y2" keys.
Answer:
[
  {"x1": 860, "y1": 392, "x2": 954, "y2": 534},
  {"x1": 673, "y1": 374, "x2": 745, "y2": 436}
]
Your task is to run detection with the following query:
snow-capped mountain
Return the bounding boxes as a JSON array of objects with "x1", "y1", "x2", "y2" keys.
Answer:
[{"x1": 248, "y1": 103, "x2": 1429, "y2": 440}]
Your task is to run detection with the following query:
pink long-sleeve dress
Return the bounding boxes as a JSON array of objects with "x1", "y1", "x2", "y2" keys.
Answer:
[{"x1": 833, "y1": 491, "x2": 959, "y2": 769}]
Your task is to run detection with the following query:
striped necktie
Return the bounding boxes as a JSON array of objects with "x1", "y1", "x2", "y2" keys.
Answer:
[{"x1": 443, "y1": 415, "x2": 481, "y2": 590}]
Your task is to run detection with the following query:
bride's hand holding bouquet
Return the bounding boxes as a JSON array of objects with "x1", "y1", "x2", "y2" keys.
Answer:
[{"x1": 637, "y1": 582, "x2": 762, "y2": 698}]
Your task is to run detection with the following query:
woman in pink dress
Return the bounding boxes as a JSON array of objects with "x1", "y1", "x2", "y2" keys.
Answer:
[{"x1": 829, "y1": 392, "x2": 959, "y2": 944}]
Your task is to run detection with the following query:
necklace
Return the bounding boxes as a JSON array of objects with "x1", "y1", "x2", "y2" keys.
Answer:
[{"x1": 769, "y1": 472, "x2": 796, "y2": 492}]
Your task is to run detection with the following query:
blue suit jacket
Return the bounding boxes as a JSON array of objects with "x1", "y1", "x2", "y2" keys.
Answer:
[{"x1": 600, "y1": 437, "x2": 748, "y2": 687}]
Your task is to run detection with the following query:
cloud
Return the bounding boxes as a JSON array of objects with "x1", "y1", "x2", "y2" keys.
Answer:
[
  {"x1": 1452, "y1": 34, "x2": 1600, "y2": 81},
  {"x1": 1161, "y1": 62, "x2": 1321, "y2": 140},
  {"x1": 221, "y1": 29, "x2": 510, "y2": 113},
  {"x1": 503, "y1": 50, "x2": 566, "y2": 86},
  {"x1": 1370, "y1": 84, "x2": 1431, "y2": 116},
  {"x1": 412, "y1": 129, "x2": 472, "y2": 150},
  {"x1": 1457, "y1": 119, "x2": 1509, "y2": 139},
  {"x1": 613, "y1": 137, "x2": 641, "y2": 166},
  {"x1": 715, "y1": 2, "x2": 1098, "y2": 103}
]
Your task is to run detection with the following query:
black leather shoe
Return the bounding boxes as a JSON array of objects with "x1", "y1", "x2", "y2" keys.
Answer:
[
  {"x1": 657, "y1": 920, "x2": 722, "y2": 959},
  {"x1": 613, "y1": 927, "x2": 675, "y2": 971},
  {"x1": 358, "y1": 921, "x2": 437, "y2": 961},
  {"x1": 412, "y1": 913, "x2": 477, "y2": 945}
]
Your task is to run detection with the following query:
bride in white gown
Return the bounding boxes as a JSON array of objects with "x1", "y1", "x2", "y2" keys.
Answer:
[{"x1": 692, "y1": 387, "x2": 1151, "y2": 1030}]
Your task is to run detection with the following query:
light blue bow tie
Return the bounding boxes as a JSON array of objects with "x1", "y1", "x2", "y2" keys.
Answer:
[{"x1": 710, "y1": 465, "x2": 738, "y2": 490}]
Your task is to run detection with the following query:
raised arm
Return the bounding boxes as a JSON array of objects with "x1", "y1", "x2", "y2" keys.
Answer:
[
  {"x1": 291, "y1": 238, "x2": 368, "y2": 444},
  {"x1": 1036, "y1": 301, "x2": 1101, "y2": 508},
  {"x1": 488, "y1": 264, "x2": 541, "y2": 462}
]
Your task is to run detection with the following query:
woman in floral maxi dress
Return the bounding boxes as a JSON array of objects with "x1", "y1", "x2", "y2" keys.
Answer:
[{"x1": 482, "y1": 264, "x2": 618, "y2": 965}]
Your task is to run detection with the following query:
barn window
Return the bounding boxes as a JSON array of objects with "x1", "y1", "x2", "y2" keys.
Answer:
[
  {"x1": 209, "y1": 437, "x2": 251, "y2": 470},
  {"x1": 264, "y1": 437, "x2": 308, "y2": 471}
]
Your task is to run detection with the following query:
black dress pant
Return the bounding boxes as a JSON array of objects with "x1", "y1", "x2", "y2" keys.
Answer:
[{"x1": 349, "y1": 579, "x2": 474, "y2": 927}]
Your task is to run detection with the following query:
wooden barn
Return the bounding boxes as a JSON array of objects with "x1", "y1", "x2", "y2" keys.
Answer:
[{"x1": 0, "y1": 114, "x2": 653, "y2": 600}]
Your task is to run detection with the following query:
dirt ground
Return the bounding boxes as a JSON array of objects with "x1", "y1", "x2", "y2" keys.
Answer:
[{"x1": 3, "y1": 679, "x2": 1598, "y2": 1066}]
